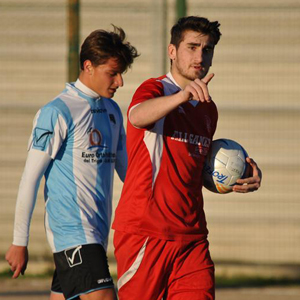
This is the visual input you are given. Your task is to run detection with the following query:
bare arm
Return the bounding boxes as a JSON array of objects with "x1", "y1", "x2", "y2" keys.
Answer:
[
  {"x1": 129, "y1": 91, "x2": 184, "y2": 128},
  {"x1": 130, "y1": 74, "x2": 214, "y2": 128}
]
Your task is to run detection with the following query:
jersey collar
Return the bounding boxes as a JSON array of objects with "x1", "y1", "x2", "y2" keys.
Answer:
[
  {"x1": 166, "y1": 72, "x2": 182, "y2": 90},
  {"x1": 166, "y1": 72, "x2": 199, "y2": 108},
  {"x1": 74, "y1": 79, "x2": 100, "y2": 99}
]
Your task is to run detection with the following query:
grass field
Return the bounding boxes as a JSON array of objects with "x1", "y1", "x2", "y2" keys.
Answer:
[{"x1": 1, "y1": 259, "x2": 300, "y2": 299}]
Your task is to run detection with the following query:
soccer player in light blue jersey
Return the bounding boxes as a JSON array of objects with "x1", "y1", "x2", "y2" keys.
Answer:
[{"x1": 6, "y1": 26, "x2": 139, "y2": 300}]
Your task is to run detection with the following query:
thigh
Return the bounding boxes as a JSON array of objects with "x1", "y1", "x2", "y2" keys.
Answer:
[
  {"x1": 166, "y1": 239, "x2": 215, "y2": 300},
  {"x1": 79, "y1": 288, "x2": 116, "y2": 300},
  {"x1": 53, "y1": 244, "x2": 115, "y2": 300},
  {"x1": 114, "y1": 231, "x2": 177, "y2": 300},
  {"x1": 50, "y1": 290, "x2": 66, "y2": 300}
]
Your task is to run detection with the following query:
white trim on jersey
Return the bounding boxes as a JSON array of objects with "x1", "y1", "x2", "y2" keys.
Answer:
[
  {"x1": 166, "y1": 72, "x2": 199, "y2": 107},
  {"x1": 117, "y1": 237, "x2": 149, "y2": 290},
  {"x1": 166, "y1": 72, "x2": 181, "y2": 89},
  {"x1": 143, "y1": 118, "x2": 165, "y2": 189}
]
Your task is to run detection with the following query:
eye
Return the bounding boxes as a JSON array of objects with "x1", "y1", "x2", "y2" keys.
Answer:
[{"x1": 204, "y1": 47, "x2": 213, "y2": 54}]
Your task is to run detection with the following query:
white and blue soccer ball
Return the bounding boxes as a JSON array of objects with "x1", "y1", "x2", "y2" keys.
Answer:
[{"x1": 202, "y1": 139, "x2": 248, "y2": 194}]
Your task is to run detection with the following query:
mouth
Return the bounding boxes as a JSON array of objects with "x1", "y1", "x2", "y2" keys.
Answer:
[
  {"x1": 193, "y1": 65, "x2": 204, "y2": 71},
  {"x1": 109, "y1": 88, "x2": 117, "y2": 94}
]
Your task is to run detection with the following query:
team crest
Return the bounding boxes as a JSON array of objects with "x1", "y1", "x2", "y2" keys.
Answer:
[
  {"x1": 88, "y1": 128, "x2": 102, "y2": 147},
  {"x1": 109, "y1": 113, "x2": 116, "y2": 124}
]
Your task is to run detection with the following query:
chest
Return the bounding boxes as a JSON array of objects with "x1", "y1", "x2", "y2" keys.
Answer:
[
  {"x1": 164, "y1": 102, "x2": 216, "y2": 140},
  {"x1": 68, "y1": 101, "x2": 120, "y2": 152}
]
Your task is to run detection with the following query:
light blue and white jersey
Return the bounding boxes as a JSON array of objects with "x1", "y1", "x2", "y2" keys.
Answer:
[{"x1": 28, "y1": 82, "x2": 127, "y2": 253}]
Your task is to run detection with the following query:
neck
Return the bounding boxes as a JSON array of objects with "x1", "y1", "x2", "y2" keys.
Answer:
[
  {"x1": 170, "y1": 69, "x2": 191, "y2": 90},
  {"x1": 75, "y1": 76, "x2": 99, "y2": 98}
]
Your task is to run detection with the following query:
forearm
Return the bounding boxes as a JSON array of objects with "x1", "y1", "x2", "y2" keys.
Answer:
[
  {"x1": 129, "y1": 91, "x2": 186, "y2": 128},
  {"x1": 13, "y1": 149, "x2": 51, "y2": 246}
]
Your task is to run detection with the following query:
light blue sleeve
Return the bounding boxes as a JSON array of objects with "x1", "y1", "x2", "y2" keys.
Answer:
[
  {"x1": 28, "y1": 105, "x2": 68, "y2": 159},
  {"x1": 115, "y1": 123, "x2": 127, "y2": 182}
]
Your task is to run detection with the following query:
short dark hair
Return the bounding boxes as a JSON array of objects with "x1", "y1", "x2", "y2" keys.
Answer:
[
  {"x1": 80, "y1": 25, "x2": 139, "y2": 72},
  {"x1": 170, "y1": 16, "x2": 221, "y2": 48}
]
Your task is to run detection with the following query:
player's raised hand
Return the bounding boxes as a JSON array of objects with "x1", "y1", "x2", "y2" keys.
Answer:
[
  {"x1": 233, "y1": 157, "x2": 262, "y2": 193},
  {"x1": 182, "y1": 73, "x2": 214, "y2": 103},
  {"x1": 5, "y1": 245, "x2": 28, "y2": 278}
]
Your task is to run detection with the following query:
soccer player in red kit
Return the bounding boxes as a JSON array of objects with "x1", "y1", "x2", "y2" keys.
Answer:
[{"x1": 112, "y1": 16, "x2": 262, "y2": 300}]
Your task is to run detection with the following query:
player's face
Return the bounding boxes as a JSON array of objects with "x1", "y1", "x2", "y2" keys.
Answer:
[
  {"x1": 89, "y1": 57, "x2": 124, "y2": 98},
  {"x1": 169, "y1": 30, "x2": 215, "y2": 87}
]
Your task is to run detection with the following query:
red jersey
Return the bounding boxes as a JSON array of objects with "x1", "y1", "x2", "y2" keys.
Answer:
[{"x1": 113, "y1": 73, "x2": 218, "y2": 241}]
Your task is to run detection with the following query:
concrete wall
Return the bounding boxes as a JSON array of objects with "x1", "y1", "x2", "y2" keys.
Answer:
[{"x1": 0, "y1": 0, "x2": 299, "y2": 270}]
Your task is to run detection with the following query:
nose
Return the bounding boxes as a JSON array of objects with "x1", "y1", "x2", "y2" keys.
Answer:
[
  {"x1": 195, "y1": 49, "x2": 203, "y2": 64},
  {"x1": 115, "y1": 74, "x2": 124, "y2": 87}
]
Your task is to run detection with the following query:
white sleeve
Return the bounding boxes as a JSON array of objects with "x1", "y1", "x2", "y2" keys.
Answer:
[{"x1": 12, "y1": 149, "x2": 52, "y2": 246}]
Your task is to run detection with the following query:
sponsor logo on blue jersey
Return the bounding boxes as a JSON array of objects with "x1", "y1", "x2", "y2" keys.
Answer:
[{"x1": 91, "y1": 108, "x2": 107, "y2": 114}]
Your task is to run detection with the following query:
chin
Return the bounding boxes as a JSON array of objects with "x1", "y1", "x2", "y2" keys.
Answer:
[
  {"x1": 101, "y1": 92, "x2": 114, "y2": 98},
  {"x1": 193, "y1": 68, "x2": 207, "y2": 79},
  {"x1": 196, "y1": 71, "x2": 206, "y2": 79},
  {"x1": 186, "y1": 70, "x2": 203, "y2": 81},
  {"x1": 187, "y1": 74, "x2": 201, "y2": 81}
]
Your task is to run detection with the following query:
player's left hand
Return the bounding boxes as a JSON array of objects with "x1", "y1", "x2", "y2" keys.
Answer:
[
  {"x1": 5, "y1": 245, "x2": 28, "y2": 279},
  {"x1": 233, "y1": 157, "x2": 262, "y2": 193}
]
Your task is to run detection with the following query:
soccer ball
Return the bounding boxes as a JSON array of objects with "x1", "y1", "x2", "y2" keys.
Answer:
[{"x1": 202, "y1": 139, "x2": 248, "y2": 194}]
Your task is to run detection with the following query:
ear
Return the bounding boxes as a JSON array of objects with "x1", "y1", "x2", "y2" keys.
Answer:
[
  {"x1": 168, "y1": 44, "x2": 177, "y2": 62},
  {"x1": 83, "y1": 60, "x2": 93, "y2": 75}
]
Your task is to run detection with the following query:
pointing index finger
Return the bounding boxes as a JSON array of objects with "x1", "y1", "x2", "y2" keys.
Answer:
[{"x1": 202, "y1": 73, "x2": 214, "y2": 85}]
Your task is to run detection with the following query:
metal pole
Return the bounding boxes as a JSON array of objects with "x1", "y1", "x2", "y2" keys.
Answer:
[
  {"x1": 68, "y1": 0, "x2": 80, "y2": 82},
  {"x1": 162, "y1": 0, "x2": 168, "y2": 74},
  {"x1": 176, "y1": 0, "x2": 187, "y2": 20}
]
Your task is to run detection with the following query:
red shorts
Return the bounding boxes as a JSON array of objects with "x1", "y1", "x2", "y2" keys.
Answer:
[{"x1": 114, "y1": 231, "x2": 215, "y2": 300}]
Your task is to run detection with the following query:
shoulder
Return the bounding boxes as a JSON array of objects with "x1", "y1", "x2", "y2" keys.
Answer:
[
  {"x1": 102, "y1": 97, "x2": 122, "y2": 112},
  {"x1": 209, "y1": 100, "x2": 218, "y2": 116},
  {"x1": 132, "y1": 75, "x2": 166, "y2": 103},
  {"x1": 102, "y1": 97, "x2": 123, "y2": 121},
  {"x1": 38, "y1": 91, "x2": 73, "y2": 126},
  {"x1": 137, "y1": 75, "x2": 166, "y2": 91}
]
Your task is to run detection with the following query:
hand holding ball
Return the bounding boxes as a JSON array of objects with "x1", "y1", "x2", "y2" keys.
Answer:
[{"x1": 203, "y1": 139, "x2": 249, "y2": 194}]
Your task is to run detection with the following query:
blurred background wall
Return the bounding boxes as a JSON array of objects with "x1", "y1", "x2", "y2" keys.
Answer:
[{"x1": 0, "y1": 0, "x2": 299, "y2": 275}]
